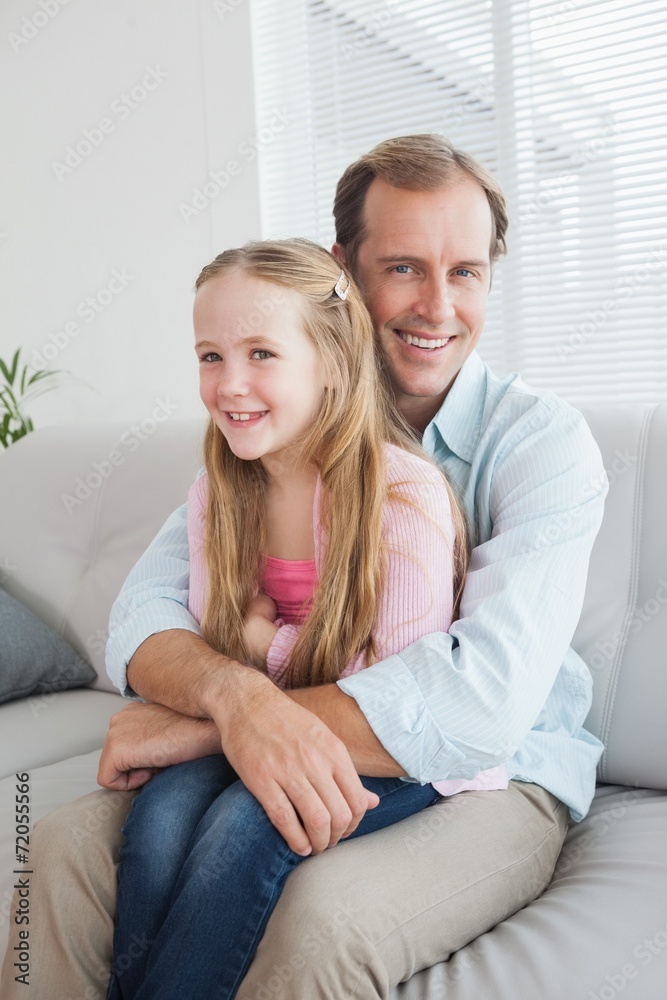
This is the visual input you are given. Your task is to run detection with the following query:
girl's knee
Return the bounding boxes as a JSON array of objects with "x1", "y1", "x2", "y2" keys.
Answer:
[{"x1": 196, "y1": 781, "x2": 288, "y2": 863}]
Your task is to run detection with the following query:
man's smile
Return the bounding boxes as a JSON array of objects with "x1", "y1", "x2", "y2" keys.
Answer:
[{"x1": 394, "y1": 330, "x2": 455, "y2": 352}]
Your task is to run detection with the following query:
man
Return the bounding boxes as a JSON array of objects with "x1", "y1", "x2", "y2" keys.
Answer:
[{"x1": 1, "y1": 134, "x2": 606, "y2": 998}]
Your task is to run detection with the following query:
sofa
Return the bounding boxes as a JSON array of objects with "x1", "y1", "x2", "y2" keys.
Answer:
[{"x1": 0, "y1": 405, "x2": 666, "y2": 998}]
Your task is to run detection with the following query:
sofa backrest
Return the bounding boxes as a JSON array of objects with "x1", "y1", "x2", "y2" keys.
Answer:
[
  {"x1": 0, "y1": 406, "x2": 665, "y2": 789},
  {"x1": 573, "y1": 403, "x2": 667, "y2": 790},
  {"x1": 0, "y1": 419, "x2": 205, "y2": 694}
]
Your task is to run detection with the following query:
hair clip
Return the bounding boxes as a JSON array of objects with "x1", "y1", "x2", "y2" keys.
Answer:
[{"x1": 333, "y1": 271, "x2": 351, "y2": 300}]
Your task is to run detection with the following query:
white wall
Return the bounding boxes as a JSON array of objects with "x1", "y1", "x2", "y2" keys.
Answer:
[{"x1": 0, "y1": 0, "x2": 263, "y2": 431}]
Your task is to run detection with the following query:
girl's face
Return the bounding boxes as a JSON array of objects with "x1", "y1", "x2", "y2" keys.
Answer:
[{"x1": 194, "y1": 270, "x2": 327, "y2": 475}]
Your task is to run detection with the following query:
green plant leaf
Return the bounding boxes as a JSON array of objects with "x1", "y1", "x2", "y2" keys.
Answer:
[
  {"x1": 9, "y1": 348, "x2": 20, "y2": 384},
  {"x1": 27, "y1": 367, "x2": 62, "y2": 386},
  {"x1": 0, "y1": 347, "x2": 68, "y2": 448},
  {"x1": 0, "y1": 384, "x2": 19, "y2": 413}
]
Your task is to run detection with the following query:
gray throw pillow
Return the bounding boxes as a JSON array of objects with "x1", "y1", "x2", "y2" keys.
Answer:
[{"x1": 0, "y1": 587, "x2": 96, "y2": 704}]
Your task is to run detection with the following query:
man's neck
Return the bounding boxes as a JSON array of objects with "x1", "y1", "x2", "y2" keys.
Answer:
[{"x1": 397, "y1": 392, "x2": 447, "y2": 437}]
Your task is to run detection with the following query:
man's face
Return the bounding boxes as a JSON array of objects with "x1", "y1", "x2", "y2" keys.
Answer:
[{"x1": 341, "y1": 176, "x2": 493, "y2": 429}]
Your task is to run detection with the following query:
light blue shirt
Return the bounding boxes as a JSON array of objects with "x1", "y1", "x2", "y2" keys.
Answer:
[{"x1": 106, "y1": 352, "x2": 607, "y2": 821}]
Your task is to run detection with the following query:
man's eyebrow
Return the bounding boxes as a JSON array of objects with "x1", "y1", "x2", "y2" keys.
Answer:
[
  {"x1": 376, "y1": 255, "x2": 490, "y2": 270},
  {"x1": 457, "y1": 259, "x2": 490, "y2": 270}
]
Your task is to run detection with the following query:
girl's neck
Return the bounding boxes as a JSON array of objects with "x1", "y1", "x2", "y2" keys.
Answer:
[
  {"x1": 264, "y1": 462, "x2": 319, "y2": 561},
  {"x1": 262, "y1": 454, "x2": 319, "y2": 492}
]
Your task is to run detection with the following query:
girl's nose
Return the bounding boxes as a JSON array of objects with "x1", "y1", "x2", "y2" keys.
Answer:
[{"x1": 217, "y1": 365, "x2": 249, "y2": 399}]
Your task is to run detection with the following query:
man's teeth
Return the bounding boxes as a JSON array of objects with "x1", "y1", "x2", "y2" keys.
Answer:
[
  {"x1": 229, "y1": 412, "x2": 263, "y2": 421},
  {"x1": 398, "y1": 332, "x2": 450, "y2": 349}
]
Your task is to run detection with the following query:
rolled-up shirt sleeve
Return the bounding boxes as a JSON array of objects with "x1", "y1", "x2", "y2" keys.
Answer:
[
  {"x1": 337, "y1": 402, "x2": 608, "y2": 788},
  {"x1": 105, "y1": 501, "x2": 200, "y2": 697}
]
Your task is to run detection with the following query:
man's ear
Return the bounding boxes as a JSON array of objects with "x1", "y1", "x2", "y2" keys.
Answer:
[{"x1": 331, "y1": 242, "x2": 348, "y2": 266}]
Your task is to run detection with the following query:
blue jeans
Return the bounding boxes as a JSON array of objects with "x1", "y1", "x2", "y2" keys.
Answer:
[{"x1": 107, "y1": 754, "x2": 439, "y2": 999}]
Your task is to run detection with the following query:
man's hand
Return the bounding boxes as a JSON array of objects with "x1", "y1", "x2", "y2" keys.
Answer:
[
  {"x1": 97, "y1": 701, "x2": 221, "y2": 791},
  {"x1": 204, "y1": 668, "x2": 379, "y2": 857},
  {"x1": 242, "y1": 594, "x2": 279, "y2": 670},
  {"x1": 124, "y1": 631, "x2": 382, "y2": 855}
]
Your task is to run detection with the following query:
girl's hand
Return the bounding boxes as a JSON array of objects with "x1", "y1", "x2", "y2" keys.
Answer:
[{"x1": 243, "y1": 594, "x2": 279, "y2": 670}]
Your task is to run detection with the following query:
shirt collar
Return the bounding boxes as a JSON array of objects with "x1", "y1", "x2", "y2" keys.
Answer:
[{"x1": 425, "y1": 351, "x2": 487, "y2": 464}]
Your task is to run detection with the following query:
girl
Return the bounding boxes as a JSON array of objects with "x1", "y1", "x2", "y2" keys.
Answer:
[{"x1": 107, "y1": 239, "x2": 505, "y2": 999}]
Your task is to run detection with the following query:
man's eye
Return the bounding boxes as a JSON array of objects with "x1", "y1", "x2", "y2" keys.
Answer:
[
  {"x1": 392, "y1": 265, "x2": 412, "y2": 274},
  {"x1": 251, "y1": 350, "x2": 273, "y2": 360},
  {"x1": 456, "y1": 268, "x2": 473, "y2": 278}
]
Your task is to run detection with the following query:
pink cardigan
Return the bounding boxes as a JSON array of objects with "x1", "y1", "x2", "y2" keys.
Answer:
[{"x1": 187, "y1": 443, "x2": 507, "y2": 797}]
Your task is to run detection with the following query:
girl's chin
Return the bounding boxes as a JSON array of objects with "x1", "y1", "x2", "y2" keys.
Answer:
[{"x1": 227, "y1": 447, "x2": 264, "y2": 461}]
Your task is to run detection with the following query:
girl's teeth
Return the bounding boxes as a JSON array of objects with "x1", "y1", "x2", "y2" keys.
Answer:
[
  {"x1": 399, "y1": 332, "x2": 449, "y2": 349},
  {"x1": 230, "y1": 412, "x2": 262, "y2": 421}
]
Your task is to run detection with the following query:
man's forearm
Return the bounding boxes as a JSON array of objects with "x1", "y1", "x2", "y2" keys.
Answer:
[
  {"x1": 287, "y1": 685, "x2": 407, "y2": 778},
  {"x1": 127, "y1": 630, "x2": 405, "y2": 777},
  {"x1": 126, "y1": 628, "x2": 258, "y2": 721}
]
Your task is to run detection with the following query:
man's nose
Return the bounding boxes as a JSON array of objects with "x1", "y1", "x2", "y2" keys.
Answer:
[{"x1": 416, "y1": 275, "x2": 456, "y2": 326}]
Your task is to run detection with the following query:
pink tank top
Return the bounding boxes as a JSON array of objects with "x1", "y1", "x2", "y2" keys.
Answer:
[{"x1": 261, "y1": 556, "x2": 317, "y2": 625}]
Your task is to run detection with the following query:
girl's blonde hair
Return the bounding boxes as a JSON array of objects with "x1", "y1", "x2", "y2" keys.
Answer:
[{"x1": 195, "y1": 238, "x2": 467, "y2": 688}]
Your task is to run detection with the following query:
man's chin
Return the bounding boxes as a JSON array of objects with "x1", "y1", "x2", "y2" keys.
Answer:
[{"x1": 388, "y1": 365, "x2": 458, "y2": 401}]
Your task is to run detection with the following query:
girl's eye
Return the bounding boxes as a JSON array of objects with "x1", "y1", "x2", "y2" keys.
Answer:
[
  {"x1": 201, "y1": 352, "x2": 221, "y2": 362},
  {"x1": 251, "y1": 350, "x2": 274, "y2": 360}
]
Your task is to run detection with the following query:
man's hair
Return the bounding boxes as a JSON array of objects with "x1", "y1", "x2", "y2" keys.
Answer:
[{"x1": 333, "y1": 134, "x2": 508, "y2": 270}]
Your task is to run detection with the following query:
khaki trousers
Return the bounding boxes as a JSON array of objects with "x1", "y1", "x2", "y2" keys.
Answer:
[{"x1": 1, "y1": 780, "x2": 567, "y2": 1000}]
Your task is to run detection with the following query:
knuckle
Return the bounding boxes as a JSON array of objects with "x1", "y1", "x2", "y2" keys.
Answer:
[
  {"x1": 267, "y1": 803, "x2": 292, "y2": 828},
  {"x1": 326, "y1": 731, "x2": 346, "y2": 753},
  {"x1": 251, "y1": 762, "x2": 272, "y2": 787},
  {"x1": 308, "y1": 808, "x2": 331, "y2": 834},
  {"x1": 332, "y1": 806, "x2": 353, "y2": 831},
  {"x1": 354, "y1": 795, "x2": 368, "y2": 816},
  {"x1": 283, "y1": 772, "x2": 308, "y2": 796}
]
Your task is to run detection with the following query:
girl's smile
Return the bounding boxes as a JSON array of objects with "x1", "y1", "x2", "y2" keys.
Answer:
[{"x1": 224, "y1": 410, "x2": 268, "y2": 423}]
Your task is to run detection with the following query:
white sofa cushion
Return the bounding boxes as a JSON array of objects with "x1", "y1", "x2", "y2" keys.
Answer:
[
  {"x1": 574, "y1": 404, "x2": 667, "y2": 790},
  {"x1": 394, "y1": 785, "x2": 667, "y2": 999},
  {"x1": 0, "y1": 689, "x2": 120, "y2": 780}
]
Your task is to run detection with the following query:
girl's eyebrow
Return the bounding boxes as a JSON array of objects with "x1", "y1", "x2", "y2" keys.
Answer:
[
  {"x1": 194, "y1": 335, "x2": 285, "y2": 350},
  {"x1": 238, "y1": 335, "x2": 285, "y2": 347}
]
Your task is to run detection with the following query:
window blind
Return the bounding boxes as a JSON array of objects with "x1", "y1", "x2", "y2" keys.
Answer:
[{"x1": 250, "y1": 0, "x2": 667, "y2": 404}]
